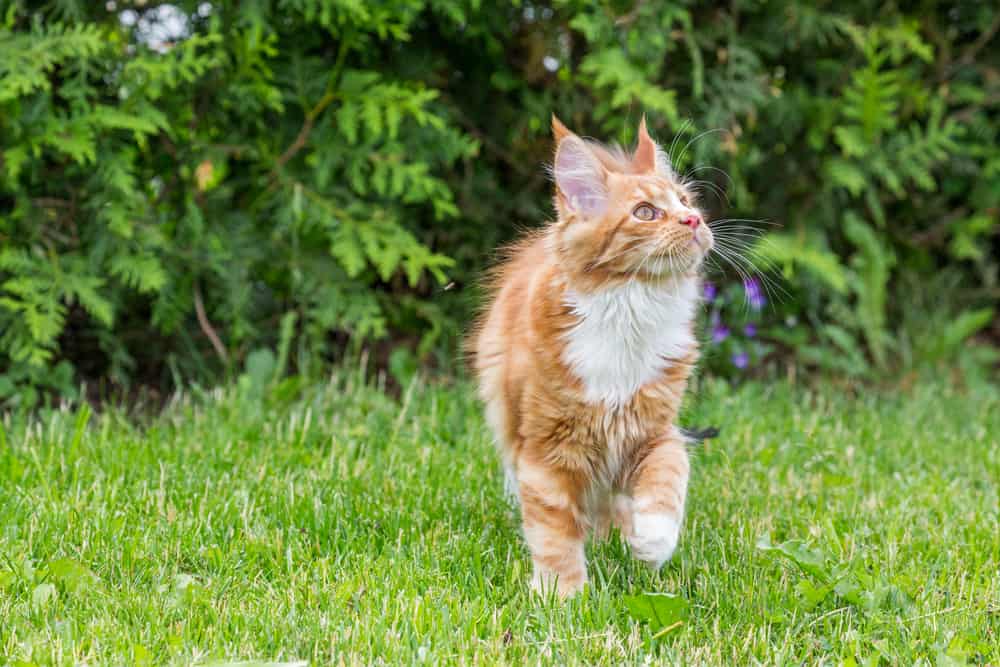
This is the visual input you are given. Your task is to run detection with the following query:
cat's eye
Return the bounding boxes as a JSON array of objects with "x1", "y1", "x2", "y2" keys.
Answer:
[{"x1": 633, "y1": 203, "x2": 658, "y2": 221}]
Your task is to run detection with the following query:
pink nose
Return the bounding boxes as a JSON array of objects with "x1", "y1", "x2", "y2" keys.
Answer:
[{"x1": 680, "y1": 214, "x2": 702, "y2": 228}]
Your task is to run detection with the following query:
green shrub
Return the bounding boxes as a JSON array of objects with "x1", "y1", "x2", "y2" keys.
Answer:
[
  {"x1": 1, "y1": 1, "x2": 997, "y2": 403},
  {"x1": 0, "y1": 1, "x2": 478, "y2": 403}
]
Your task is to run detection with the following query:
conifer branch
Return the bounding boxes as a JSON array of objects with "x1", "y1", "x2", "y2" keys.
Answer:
[{"x1": 273, "y1": 91, "x2": 338, "y2": 171}]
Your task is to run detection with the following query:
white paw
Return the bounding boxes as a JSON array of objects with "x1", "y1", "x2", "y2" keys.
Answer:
[{"x1": 628, "y1": 512, "x2": 681, "y2": 569}]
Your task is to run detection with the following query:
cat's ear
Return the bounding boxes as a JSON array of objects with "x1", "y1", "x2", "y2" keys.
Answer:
[
  {"x1": 554, "y1": 134, "x2": 608, "y2": 217},
  {"x1": 551, "y1": 114, "x2": 572, "y2": 143},
  {"x1": 633, "y1": 116, "x2": 671, "y2": 175}
]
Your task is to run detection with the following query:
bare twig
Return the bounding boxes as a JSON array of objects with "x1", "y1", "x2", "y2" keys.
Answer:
[
  {"x1": 437, "y1": 92, "x2": 531, "y2": 177},
  {"x1": 953, "y1": 91, "x2": 1000, "y2": 122},
  {"x1": 193, "y1": 286, "x2": 229, "y2": 365},
  {"x1": 911, "y1": 207, "x2": 968, "y2": 246},
  {"x1": 271, "y1": 39, "x2": 351, "y2": 178},
  {"x1": 272, "y1": 90, "x2": 338, "y2": 172},
  {"x1": 960, "y1": 12, "x2": 1000, "y2": 67},
  {"x1": 615, "y1": 0, "x2": 647, "y2": 26}
]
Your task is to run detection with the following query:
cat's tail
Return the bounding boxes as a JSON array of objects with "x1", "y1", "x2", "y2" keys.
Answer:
[{"x1": 680, "y1": 426, "x2": 720, "y2": 443}]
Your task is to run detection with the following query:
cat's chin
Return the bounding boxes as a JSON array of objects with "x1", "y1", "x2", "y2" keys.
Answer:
[{"x1": 641, "y1": 253, "x2": 705, "y2": 278}]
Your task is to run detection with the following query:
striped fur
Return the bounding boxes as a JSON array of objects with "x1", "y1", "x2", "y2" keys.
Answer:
[{"x1": 472, "y1": 116, "x2": 714, "y2": 597}]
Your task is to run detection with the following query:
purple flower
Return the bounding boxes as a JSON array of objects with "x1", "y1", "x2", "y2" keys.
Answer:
[
  {"x1": 744, "y1": 278, "x2": 766, "y2": 310},
  {"x1": 732, "y1": 351, "x2": 749, "y2": 369},
  {"x1": 711, "y1": 323, "x2": 730, "y2": 344},
  {"x1": 703, "y1": 282, "x2": 717, "y2": 302},
  {"x1": 743, "y1": 323, "x2": 757, "y2": 338}
]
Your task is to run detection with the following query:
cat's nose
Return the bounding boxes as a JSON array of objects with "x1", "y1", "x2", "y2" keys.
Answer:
[{"x1": 680, "y1": 214, "x2": 702, "y2": 228}]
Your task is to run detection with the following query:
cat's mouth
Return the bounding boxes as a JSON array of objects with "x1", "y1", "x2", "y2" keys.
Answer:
[
  {"x1": 690, "y1": 234, "x2": 713, "y2": 252},
  {"x1": 642, "y1": 247, "x2": 704, "y2": 276},
  {"x1": 633, "y1": 230, "x2": 714, "y2": 277},
  {"x1": 692, "y1": 223, "x2": 715, "y2": 250}
]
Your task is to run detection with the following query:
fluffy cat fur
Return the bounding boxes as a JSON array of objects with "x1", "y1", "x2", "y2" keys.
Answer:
[{"x1": 472, "y1": 116, "x2": 714, "y2": 597}]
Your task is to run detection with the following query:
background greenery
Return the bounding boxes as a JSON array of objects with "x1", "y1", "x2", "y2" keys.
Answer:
[
  {"x1": 1, "y1": 369, "x2": 997, "y2": 665},
  {"x1": 1, "y1": 0, "x2": 998, "y2": 402},
  {"x1": 2, "y1": 4, "x2": 998, "y2": 664}
]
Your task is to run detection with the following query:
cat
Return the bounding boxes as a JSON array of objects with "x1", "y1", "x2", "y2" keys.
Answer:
[{"x1": 472, "y1": 116, "x2": 714, "y2": 597}]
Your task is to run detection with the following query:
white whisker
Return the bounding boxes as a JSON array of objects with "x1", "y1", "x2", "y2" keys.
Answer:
[
  {"x1": 667, "y1": 119, "x2": 693, "y2": 167},
  {"x1": 675, "y1": 128, "x2": 727, "y2": 169}
]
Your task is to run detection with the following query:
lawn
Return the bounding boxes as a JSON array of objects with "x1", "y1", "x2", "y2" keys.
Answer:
[{"x1": 1, "y1": 368, "x2": 998, "y2": 665}]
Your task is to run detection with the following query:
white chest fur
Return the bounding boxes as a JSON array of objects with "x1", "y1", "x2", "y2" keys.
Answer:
[{"x1": 562, "y1": 279, "x2": 698, "y2": 408}]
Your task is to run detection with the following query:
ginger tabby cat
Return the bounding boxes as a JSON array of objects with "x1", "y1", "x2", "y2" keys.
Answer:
[{"x1": 473, "y1": 116, "x2": 714, "y2": 597}]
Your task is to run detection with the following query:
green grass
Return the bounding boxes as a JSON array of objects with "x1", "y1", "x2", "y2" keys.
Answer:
[{"x1": 1, "y1": 369, "x2": 998, "y2": 665}]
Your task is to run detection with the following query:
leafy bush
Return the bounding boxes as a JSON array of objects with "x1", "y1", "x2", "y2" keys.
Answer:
[
  {"x1": 0, "y1": 1, "x2": 478, "y2": 403},
  {"x1": 1, "y1": 1, "x2": 997, "y2": 402}
]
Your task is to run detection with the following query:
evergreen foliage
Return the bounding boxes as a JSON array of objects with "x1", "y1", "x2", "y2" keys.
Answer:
[{"x1": 1, "y1": 1, "x2": 997, "y2": 401}]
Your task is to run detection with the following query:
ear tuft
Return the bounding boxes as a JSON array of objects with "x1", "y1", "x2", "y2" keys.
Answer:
[
  {"x1": 656, "y1": 144, "x2": 677, "y2": 178},
  {"x1": 551, "y1": 114, "x2": 572, "y2": 143},
  {"x1": 554, "y1": 136, "x2": 608, "y2": 216},
  {"x1": 655, "y1": 144, "x2": 672, "y2": 176}
]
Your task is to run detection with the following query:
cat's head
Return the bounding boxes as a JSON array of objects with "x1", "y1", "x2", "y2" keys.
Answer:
[{"x1": 549, "y1": 116, "x2": 712, "y2": 286}]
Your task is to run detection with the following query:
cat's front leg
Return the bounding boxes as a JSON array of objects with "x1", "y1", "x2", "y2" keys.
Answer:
[
  {"x1": 624, "y1": 430, "x2": 690, "y2": 569},
  {"x1": 515, "y1": 450, "x2": 587, "y2": 597}
]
